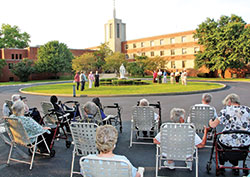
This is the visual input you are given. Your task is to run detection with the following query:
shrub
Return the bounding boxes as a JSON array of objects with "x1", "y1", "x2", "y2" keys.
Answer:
[{"x1": 197, "y1": 73, "x2": 208, "y2": 78}]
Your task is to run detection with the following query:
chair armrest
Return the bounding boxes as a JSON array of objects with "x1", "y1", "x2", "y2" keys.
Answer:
[
  {"x1": 138, "y1": 167, "x2": 145, "y2": 177},
  {"x1": 29, "y1": 132, "x2": 45, "y2": 139}
]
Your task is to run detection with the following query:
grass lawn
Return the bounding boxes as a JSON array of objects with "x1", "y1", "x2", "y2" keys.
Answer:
[
  {"x1": 0, "y1": 75, "x2": 73, "y2": 86},
  {"x1": 21, "y1": 81, "x2": 224, "y2": 96}
]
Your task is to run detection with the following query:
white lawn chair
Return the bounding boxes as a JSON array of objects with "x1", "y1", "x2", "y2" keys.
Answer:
[
  {"x1": 155, "y1": 123, "x2": 198, "y2": 177},
  {"x1": 188, "y1": 105, "x2": 215, "y2": 133},
  {"x1": 0, "y1": 122, "x2": 11, "y2": 145},
  {"x1": 69, "y1": 122, "x2": 98, "y2": 177},
  {"x1": 5, "y1": 117, "x2": 52, "y2": 170},
  {"x1": 130, "y1": 106, "x2": 159, "y2": 147},
  {"x1": 79, "y1": 155, "x2": 145, "y2": 177},
  {"x1": 40, "y1": 101, "x2": 58, "y2": 125}
]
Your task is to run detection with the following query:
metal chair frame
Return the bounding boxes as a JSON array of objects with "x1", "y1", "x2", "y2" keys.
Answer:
[
  {"x1": 69, "y1": 122, "x2": 99, "y2": 177},
  {"x1": 155, "y1": 123, "x2": 198, "y2": 177},
  {"x1": 130, "y1": 106, "x2": 159, "y2": 147},
  {"x1": 79, "y1": 155, "x2": 144, "y2": 177},
  {"x1": 5, "y1": 117, "x2": 51, "y2": 170}
]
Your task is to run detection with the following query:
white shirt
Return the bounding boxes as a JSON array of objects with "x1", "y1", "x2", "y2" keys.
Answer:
[{"x1": 155, "y1": 131, "x2": 202, "y2": 146}]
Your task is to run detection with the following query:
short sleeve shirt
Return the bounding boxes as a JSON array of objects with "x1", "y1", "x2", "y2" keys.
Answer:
[
  {"x1": 218, "y1": 105, "x2": 250, "y2": 147},
  {"x1": 10, "y1": 115, "x2": 49, "y2": 143}
]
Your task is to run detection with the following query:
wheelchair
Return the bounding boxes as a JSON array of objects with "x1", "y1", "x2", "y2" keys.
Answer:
[
  {"x1": 206, "y1": 130, "x2": 250, "y2": 176},
  {"x1": 59, "y1": 100, "x2": 81, "y2": 122}
]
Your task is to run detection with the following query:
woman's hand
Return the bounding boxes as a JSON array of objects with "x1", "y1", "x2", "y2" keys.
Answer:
[{"x1": 43, "y1": 127, "x2": 51, "y2": 130}]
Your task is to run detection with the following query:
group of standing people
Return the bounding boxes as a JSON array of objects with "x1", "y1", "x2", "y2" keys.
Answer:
[
  {"x1": 153, "y1": 69, "x2": 187, "y2": 85},
  {"x1": 74, "y1": 71, "x2": 100, "y2": 91},
  {"x1": 170, "y1": 69, "x2": 187, "y2": 85}
]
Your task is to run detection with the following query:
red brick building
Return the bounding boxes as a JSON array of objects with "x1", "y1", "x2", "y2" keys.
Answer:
[{"x1": 0, "y1": 47, "x2": 94, "y2": 82}]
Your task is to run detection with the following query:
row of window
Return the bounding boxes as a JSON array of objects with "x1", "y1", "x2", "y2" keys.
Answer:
[
  {"x1": 170, "y1": 61, "x2": 186, "y2": 69},
  {"x1": 126, "y1": 36, "x2": 198, "y2": 50},
  {"x1": 126, "y1": 47, "x2": 200, "y2": 58},
  {"x1": 11, "y1": 54, "x2": 23, "y2": 60}
]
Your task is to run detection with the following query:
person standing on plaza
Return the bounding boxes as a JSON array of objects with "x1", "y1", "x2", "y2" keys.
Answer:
[
  {"x1": 163, "y1": 70, "x2": 167, "y2": 83},
  {"x1": 170, "y1": 71, "x2": 175, "y2": 84},
  {"x1": 80, "y1": 71, "x2": 87, "y2": 91},
  {"x1": 74, "y1": 71, "x2": 80, "y2": 90},
  {"x1": 181, "y1": 69, "x2": 187, "y2": 85},
  {"x1": 175, "y1": 69, "x2": 181, "y2": 84},
  {"x1": 94, "y1": 71, "x2": 100, "y2": 87},
  {"x1": 153, "y1": 70, "x2": 157, "y2": 83},
  {"x1": 88, "y1": 71, "x2": 95, "y2": 89},
  {"x1": 158, "y1": 69, "x2": 162, "y2": 84}
]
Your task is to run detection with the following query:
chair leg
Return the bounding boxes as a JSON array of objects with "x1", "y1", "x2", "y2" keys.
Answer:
[
  {"x1": 70, "y1": 148, "x2": 76, "y2": 177},
  {"x1": 41, "y1": 135, "x2": 50, "y2": 153},
  {"x1": 156, "y1": 146, "x2": 159, "y2": 177},
  {"x1": 129, "y1": 122, "x2": 133, "y2": 147},
  {"x1": 7, "y1": 143, "x2": 14, "y2": 165},
  {"x1": 195, "y1": 147, "x2": 198, "y2": 177},
  {"x1": 30, "y1": 139, "x2": 38, "y2": 170}
]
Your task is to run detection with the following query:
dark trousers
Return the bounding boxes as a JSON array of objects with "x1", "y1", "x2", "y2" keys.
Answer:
[
  {"x1": 218, "y1": 141, "x2": 249, "y2": 166},
  {"x1": 37, "y1": 129, "x2": 56, "y2": 152},
  {"x1": 81, "y1": 81, "x2": 85, "y2": 91},
  {"x1": 76, "y1": 82, "x2": 80, "y2": 90}
]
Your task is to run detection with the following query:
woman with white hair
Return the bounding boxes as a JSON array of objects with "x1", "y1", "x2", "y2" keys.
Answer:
[
  {"x1": 209, "y1": 93, "x2": 250, "y2": 175},
  {"x1": 82, "y1": 125, "x2": 141, "y2": 177},
  {"x1": 10, "y1": 100, "x2": 53, "y2": 152}
]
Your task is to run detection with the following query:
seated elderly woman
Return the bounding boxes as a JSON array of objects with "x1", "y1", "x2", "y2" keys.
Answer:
[
  {"x1": 154, "y1": 108, "x2": 208, "y2": 169},
  {"x1": 10, "y1": 100, "x2": 54, "y2": 153},
  {"x1": 82, "y1": 101, "x2": 103, "y2": 124},
  {"x1": 82, "y1": 125, "x2": 141, "y2": 177},
  {"x1": 139, "y1": 98, "x2": 159, "y2": 137},
  {"x1": 209, "y1": 93, "x2": 250, "y2": 175},
  {"x1": 2, "y1": 94, "x2": 22, "y2": 118}
]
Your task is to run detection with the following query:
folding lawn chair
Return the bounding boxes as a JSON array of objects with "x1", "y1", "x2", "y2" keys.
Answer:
[
  {"x1": 130, "y1": 106, "x2": 159, "y2": 147},
  {"x1": 155, "y1": 123, "x2": 198, "y2": 177},
  {"x1": 79, "y1": 155, "x2": 145, "y2": 177},
  {"x1": 5, "y1": 117, "x2": 53, "y2": 170},
  {"x1": 189, "y1": 105, "x2": 215, "y2": 133},
  {"x1": 69, "y1": 122, "x2": 98, "y2": 177}
]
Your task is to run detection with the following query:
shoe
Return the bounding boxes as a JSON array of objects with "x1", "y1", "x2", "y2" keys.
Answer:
[
  {"x1": 207, "y1": 132, "x2": 213, "y2": 140},
  {"x1": 164, "y1": 161, "x2": 175, "y2": 170},
  {"x1": 232, "y1": 168, "x2": 239, "y2": 176},
  {"x1": 186, "y1": 161, "x2": 192, "y2": 170},
  {"x1": 149, "y1": 132, "x2": 155, "y2": 137}
]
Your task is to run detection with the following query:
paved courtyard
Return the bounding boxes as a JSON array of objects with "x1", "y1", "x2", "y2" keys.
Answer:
[{"x1": 0, "y1": 80, "x2": 250, "y2": 177}]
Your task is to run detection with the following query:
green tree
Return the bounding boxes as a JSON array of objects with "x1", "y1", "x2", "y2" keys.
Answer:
[
  {"x1": 0, "y1": 24, "x2": 30, "y2": 48},
  {"x1": 127, "y1": 56, "x2": 148, "y2": 76},
  {"x1": 35, "y1": 41, "x2": 73, "y2": 78},
  {"x1": 0, "y1": 59, "x2": 7, "y2": 75},
  {"x1": 194, "y1": 14, "x2": 250, "y2": 78},
  {"x1": 72, "y1": 53, "x2": 96, "y2": 73},
  {"x1": 104, "y1": 52, "x2": 127, "y2": 73},
  {"x1": 11, "y1": 59, "x2": 34, "y2": 82},
  {"x1": 93, "y1": 43, "x2": 113, "y2": 70}
]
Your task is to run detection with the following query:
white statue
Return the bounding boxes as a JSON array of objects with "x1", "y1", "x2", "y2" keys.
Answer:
[{"x1": 119, "y1": 64, "x2": 126, "y2": 79}]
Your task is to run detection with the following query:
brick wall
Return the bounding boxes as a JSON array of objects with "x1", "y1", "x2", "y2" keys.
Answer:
[{"x1": 0, "y1": 47, "x2": 95, "y2": 82}]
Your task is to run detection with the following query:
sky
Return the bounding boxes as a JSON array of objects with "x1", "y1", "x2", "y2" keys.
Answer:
[{"x1": 1, "y1": 0, "x2": 250, "y2": 49}]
